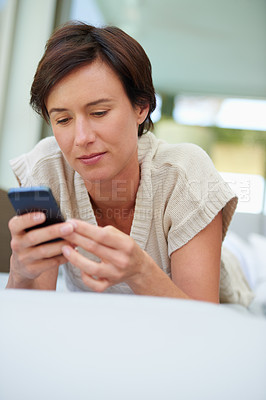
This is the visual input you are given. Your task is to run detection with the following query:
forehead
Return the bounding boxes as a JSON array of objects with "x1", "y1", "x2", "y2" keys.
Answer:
[
  {"x1": 46, "y1": 59, "x2": 126, "y2": 106},
  {"x1": 52, "y1": 59, "x2": 122, "y2": 94}
]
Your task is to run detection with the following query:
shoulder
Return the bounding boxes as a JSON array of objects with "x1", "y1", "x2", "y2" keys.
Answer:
[
  {"x1": 10, "y1": 136, "x2": 62, "y2": 171},
  {"x1": 9, "y1": 137, "x2": 69, "y2": 187},
  {"x1": 25, "y1": 136, "x2": 62, "y2": 165},
  {"x1": 141, "y1": 133, "x2": 215, "y2": 179},
  {"x1": 139, "y1": 132, "x2": 211, "y2": 167},
  {"x1": 154, "y1": 140, "x2": 212, "y2": 171}
]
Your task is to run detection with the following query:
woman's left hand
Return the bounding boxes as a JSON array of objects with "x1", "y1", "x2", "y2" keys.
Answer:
[{"x1": 61, "y1": 219, "x2": 149, "y2": 292}]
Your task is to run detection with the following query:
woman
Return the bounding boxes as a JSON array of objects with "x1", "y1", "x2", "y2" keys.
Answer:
[{"x1": 7, "y1": 21, "x2": 252, "y2": 305}]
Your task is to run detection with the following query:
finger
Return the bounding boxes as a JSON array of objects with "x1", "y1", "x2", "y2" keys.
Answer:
[
  {"x1": 18, "y1": 222, "x2": 74, "y2": 248},
  {"x1": 65, "y1": 231, "x2": 128, "y2": 269},
  {"x1": 61, "y1": 245, "x2": 109, "y2": 277},
  {"x1": 23, "y1": 255, "x2": 67, "y2": 280},
  {"x1": 80, "y1": 271, "x2": 110, "y2": 293},
  {"x1": 68, "y1": 219, "x2": 126, "y2": 249},
  {"x1": 9, "y1": 212, "x2": 46, "y2": 235},
  {"x1": 62, "y1": 244, "x2": 123, "y2": 282},
  {"x1": 16, "y1": 240, "x2": 71, "y2": 265}
]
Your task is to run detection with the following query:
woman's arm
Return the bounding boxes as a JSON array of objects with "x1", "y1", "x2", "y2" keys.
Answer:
[
  {"x1": 7, "y1": 262, "x2": 60, "y2": 290},
  {"x1": 61, "y1": 212, "x2": 222, "y2": 302},
  {"x1": 123, "y1": 212, "x2": 222, "y2": 302},
  {"x1": 170, "y1": 211, "x2": 222, "y2": 303}
]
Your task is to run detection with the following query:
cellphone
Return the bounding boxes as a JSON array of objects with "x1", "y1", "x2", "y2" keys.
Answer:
[{"x1": 8, "y1": 186, "x2": 65, "y2": 236}]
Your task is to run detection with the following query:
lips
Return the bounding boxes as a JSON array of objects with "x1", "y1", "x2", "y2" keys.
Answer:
[
  {"x1": 77, "y1": 152, "x2": 106, "y2": 165},
  {"x1": 79, "y1": 152, "x2": 105, "y2": 159}
]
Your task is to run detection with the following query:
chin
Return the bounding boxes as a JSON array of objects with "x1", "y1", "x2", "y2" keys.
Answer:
[{"x1": 82, "y1": 171, "x2": 113, "y2": 185}]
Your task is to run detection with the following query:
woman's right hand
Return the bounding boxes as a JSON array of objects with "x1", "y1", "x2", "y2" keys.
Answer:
[{"x1": 7, "y1": 212, "x2": 74, "y2": 288}]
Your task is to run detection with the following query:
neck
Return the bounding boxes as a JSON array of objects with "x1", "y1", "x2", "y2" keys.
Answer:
[{"x1": 88, "y1": 161, "x2": 140, "y2": 218}]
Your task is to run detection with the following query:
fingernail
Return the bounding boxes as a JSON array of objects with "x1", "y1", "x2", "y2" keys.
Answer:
[
  {"x1": 60, "y1": 223, "x2": 74, "y2": 235},
  {"x1": 67, "y1": 219, "x2": 78, "y2": 229},
  {"x1": 33, "y1": 213, "x2": 45, "y2": 221},
  {"x1": 62, "y1": 245, "x2": 71, "y2": 256}
]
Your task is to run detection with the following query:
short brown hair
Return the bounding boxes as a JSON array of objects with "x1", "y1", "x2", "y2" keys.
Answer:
[{"x1": 30, "y1": 21, "x2": 156, "y2": 136}]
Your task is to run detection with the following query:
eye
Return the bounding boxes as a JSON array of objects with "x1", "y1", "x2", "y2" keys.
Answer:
[
  {"x1": 91, "y1": 110, "x2": 108, "y2": 117},
  {"x1": 56, "y1": 118, "x2": 70, "y2": 125}
]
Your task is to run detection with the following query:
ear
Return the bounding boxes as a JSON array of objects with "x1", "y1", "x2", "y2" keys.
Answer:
[{"x1": 135, "y1": 104, "x2": 150, "y2": 125}]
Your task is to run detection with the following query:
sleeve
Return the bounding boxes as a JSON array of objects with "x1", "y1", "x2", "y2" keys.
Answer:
[
  {"x1": 9, "y1": 153, "x2": 35, "y2": 187},
  {"x1": 164, "y1": 144, "x2": 238, "y2": 256},
  {"x1": 9, "y1": 137, "x2": 61, "y2": 188}
]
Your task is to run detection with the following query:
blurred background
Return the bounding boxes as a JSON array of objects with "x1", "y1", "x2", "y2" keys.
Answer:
[{"x1": 0, "y1": 0, "x2": 266, "y2": 240}]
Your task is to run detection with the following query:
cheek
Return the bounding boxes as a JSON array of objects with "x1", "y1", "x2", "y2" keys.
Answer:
[
  {"x1": 53, "y1": 130, "x2": 72, "y2": 154},
  {"x1": 111, "y1": 108, "x2": 139, "y2": 137},
  {"x1": 107, "y1": 117, "x2": 138, "y2": 150}
]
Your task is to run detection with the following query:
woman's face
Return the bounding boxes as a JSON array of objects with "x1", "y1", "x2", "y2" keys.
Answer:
[{"x1": 46, "y1": 59, "x2": 148, "y2": 189}]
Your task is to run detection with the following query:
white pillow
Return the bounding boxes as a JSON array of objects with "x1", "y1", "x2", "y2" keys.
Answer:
[
  {"x1": 223, "y1": 231, "x2": 257, "y2": 290},
  {"x1": 0, "y1": 273, "x2": 8, "y2": 290},
  {"x1": 248, "y1": 233, "x2": 266, "y2": 284}
]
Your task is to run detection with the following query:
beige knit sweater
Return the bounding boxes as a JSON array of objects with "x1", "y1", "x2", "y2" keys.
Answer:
[{"x1": 10, "y1": 132, "x2": 253, "y2": 306}]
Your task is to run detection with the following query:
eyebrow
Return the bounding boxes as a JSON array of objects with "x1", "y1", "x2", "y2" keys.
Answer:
[{"x1": 48, "y1": 98, "x2": 113, "y2": 115}]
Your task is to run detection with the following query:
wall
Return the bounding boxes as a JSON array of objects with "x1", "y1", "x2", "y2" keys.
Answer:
[{"x1": 0, "y1": 0, "x2": 57, "y2": 190}]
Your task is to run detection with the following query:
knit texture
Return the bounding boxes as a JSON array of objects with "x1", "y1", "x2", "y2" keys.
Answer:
[{"x1": 10, "y1": 132, "x2": 253, "y2": 305}]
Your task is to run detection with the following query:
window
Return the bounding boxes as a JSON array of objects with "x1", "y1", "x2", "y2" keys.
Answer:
[{"x1": 155, "y1": 95, "x2": 266, "y2": 215}]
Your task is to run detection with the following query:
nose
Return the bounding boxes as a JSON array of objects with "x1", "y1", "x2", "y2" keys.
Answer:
[{"x1": 74, "y1": 117, "x2": 96, "y2": 147}]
